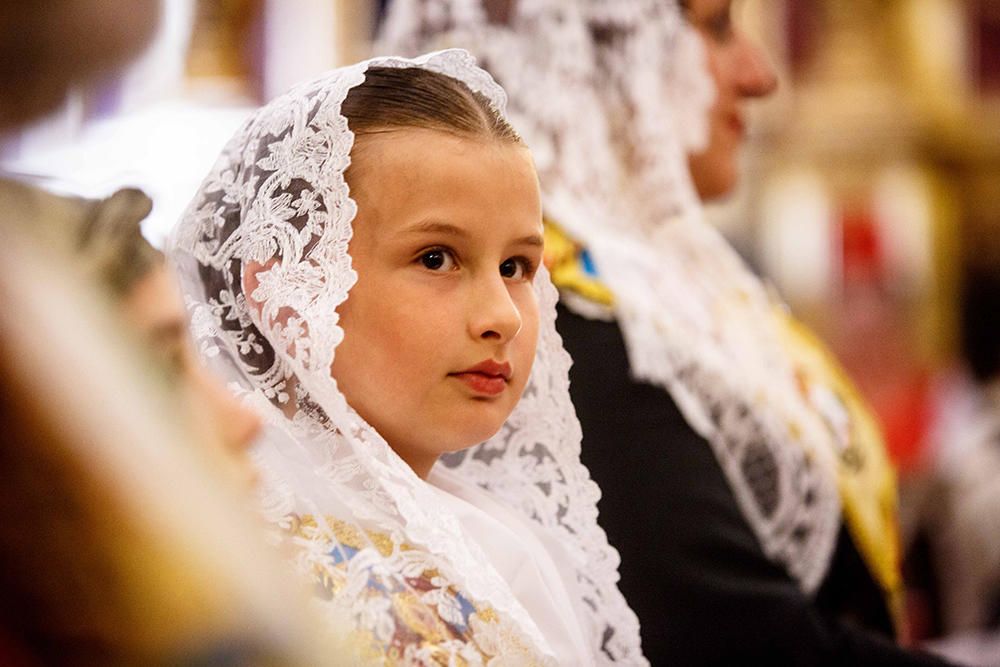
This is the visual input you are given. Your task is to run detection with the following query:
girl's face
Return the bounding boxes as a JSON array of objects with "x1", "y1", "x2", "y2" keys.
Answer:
[
  {"x1": 333, "y1": 128, "x2": 543, "y2": 478},
  {"x1": 684, "y1": 0, "x2": 777, "y2": 200}
]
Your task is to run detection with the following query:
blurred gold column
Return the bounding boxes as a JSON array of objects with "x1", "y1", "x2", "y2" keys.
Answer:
[
  {"x1": 335, "y1": 0, "x2": 377, "y2": 64},
  {"x1": 185, "y1": 0, "x2": 263, "y2": 100},
  {"x1": 786, "y1": 0, "x2": 918, "y2": 173}
]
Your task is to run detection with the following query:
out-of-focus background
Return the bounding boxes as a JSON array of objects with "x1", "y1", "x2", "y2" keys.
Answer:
[
  {"x1": 3, "y1": 0, "x2": 999, "y2": 646},
  {"x1": 722, "y1": 0, "x2": 1000, "y2": 481},
  {"x1": 0, "y1": 0, "x2": 381, "y2": 245},
  {"x1": 728, "y1": 1, "x2": 1000, "y2": 647}
]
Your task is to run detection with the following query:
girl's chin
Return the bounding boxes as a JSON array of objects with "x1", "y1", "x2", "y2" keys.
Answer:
[{"x1": 440, "y1": 422, "x2": 509, "y2": 453}]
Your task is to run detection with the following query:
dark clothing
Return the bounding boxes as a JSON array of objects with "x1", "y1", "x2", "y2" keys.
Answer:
[{"x1": 556, "y1": 303, "x2": 953, "y2": 666}]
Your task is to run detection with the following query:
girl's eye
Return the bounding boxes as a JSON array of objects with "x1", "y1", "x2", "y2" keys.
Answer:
[
  {"x1": 419, "y1": 248, "x2": 456, "y2": 271},
  {"x1": 499, "y1": 257, "x2": 533, "y2": 281}
]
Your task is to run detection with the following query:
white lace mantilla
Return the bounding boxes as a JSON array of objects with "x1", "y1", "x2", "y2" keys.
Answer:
[
  {"x1": 171, "y1": 48, "x2": 641, "y2": 664},
  {"x1": 592, "y1": 220, "x2": 842, "y2": 593}
]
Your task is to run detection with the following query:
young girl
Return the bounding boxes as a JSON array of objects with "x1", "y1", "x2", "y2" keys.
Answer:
[{"x1": 170, "y1": 50, "x2": 644, "y2": 665}]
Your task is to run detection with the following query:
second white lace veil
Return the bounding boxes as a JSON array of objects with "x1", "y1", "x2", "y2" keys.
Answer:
[{"x1": 170, "y1": 49, "x2": 644, "y2": 665}]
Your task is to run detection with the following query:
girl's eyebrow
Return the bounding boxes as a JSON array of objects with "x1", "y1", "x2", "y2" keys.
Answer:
[
  {"x1": 513, "y1": 234, "x2": 544, "y2": 247},
  {"x1": 401, "y1": 220, "x2": 543, "y2": 247},
  {"x1": 401, "y1": 220, "x2": 469, "y2": 237}
]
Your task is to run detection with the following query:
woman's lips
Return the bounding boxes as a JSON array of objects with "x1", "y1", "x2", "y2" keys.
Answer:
[{"x1": 450, "y1": 360, "x2": 512, "y2": 397}]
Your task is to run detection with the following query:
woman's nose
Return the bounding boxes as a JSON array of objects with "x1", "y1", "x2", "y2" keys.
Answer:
[
  {"x1": 736, "y1": 34, "x2": 778, "y2": 99},
  {"x1": 198, "y1": 367, "x2": 263, "y2": 456}
]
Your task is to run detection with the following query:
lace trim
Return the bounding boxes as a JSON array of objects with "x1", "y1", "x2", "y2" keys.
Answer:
[{"x1": 594, "y1": 219, "x2": 843, "y2": 593}]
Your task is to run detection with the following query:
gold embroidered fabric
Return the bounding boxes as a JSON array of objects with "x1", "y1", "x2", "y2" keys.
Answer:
[
  {"x1": 544, "y1": 221, "x2": 614, "y2": 308},
  {"x1": 284, "y1": 514, "x2": 551, "y2": 666}
]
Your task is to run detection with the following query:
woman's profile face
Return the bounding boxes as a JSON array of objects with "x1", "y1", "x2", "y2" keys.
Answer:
[
  {"x1": 125, "y1": 264, "x2": 262, "y2": 487},
  {"x1": 332, "y1": 128, "x2": 543, "y2": 478},
  {"x1": 684, "y1": 0, "x2": 777, "y2": 200}
]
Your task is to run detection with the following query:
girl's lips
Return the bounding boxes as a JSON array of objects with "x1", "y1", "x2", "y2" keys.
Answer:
[
  {"x1": 451, "y1": 372, "x2": 508, "y2": 396},
  {"x1": 450, "y1": 359, "x2": 512, "y2": 396}
]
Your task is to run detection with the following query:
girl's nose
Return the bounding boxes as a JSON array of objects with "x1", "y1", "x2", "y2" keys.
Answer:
[{"x1": 468, "y1": 276, "x2": 523, "y2": 343}]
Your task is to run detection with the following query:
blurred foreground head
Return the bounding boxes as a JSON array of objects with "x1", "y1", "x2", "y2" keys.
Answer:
[
  {"x1": 0, "y1": 0, "x2": 159, "y2": 130},
  {"x1": 73, "y1": 187, "x2": 263, "y2": 486},
  {"x1": 0, "y1": 233, "x2": 336, "y2": 662},
  {"x1": 0, "y1": 1, "x2": 342, "y2": 660}
]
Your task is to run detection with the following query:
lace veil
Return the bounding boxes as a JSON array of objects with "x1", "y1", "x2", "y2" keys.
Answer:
[
  {"x1": 170, "y1": 50, "x2": 644, "y2": 664},
  {"x1": 379, "y1": 2, "x2": 844, "y2": 594}
]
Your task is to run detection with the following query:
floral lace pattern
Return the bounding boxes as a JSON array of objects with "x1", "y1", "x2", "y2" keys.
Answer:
[
  {"x1": 171, "y1": 49, "x2": 637, "y2": 664},
  {"x1": 587, "y1": 218, "x2": 844, "y2": 593}
]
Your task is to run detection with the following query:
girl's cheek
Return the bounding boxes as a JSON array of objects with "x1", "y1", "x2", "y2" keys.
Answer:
[{"x1": 515, "y1": 286, "x2": 540, "y2": 320}]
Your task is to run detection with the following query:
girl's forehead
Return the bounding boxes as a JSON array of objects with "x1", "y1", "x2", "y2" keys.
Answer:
[
  {"x1": 352, "y1": 127, "x2": 519, "y2": 160},
  {"x1": 349, "y1": 131, "x2": 538, "y2": 219}
]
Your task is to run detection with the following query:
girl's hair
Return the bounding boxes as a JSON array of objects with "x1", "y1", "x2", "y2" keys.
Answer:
[{"x1": 341, "y1": 66, "x2": 521, "y2": 144}]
